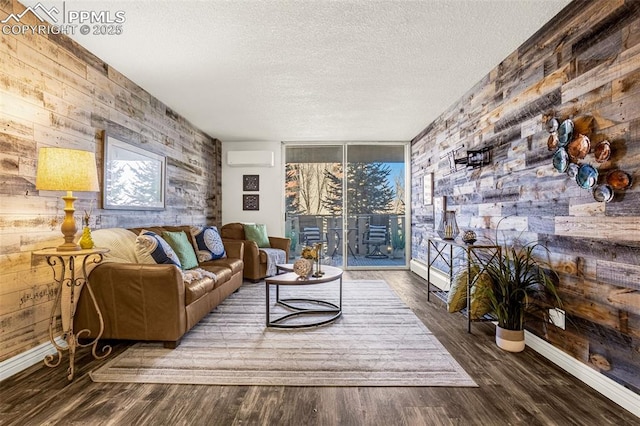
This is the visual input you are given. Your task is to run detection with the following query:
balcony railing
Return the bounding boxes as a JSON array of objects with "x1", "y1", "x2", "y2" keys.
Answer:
[{"x1": 285, "y1": 213, "x2": 406, "y2": 267}]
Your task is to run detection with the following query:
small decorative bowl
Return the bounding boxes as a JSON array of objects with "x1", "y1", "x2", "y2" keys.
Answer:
[
  {"x1": 462, "y1": 230, "x2": 477, "y2": 245},
  {"x1": 567, "y1": 134, "x2": 590, "y2": 161},
  {"x1": 594, "y1": 140, "x2": 611, "y2": 163},
  {"x1": 593, "y1": 184, "x2": 614, "y2": 203},
  {"x1": 547, "y1": 133, "x2": 559, "y2": 151},
  {"x1": 566, "y1": 163, "x2": 579, "y2": 179},
  {"x1": 606, "y1": 169, "x2": 632, "y2": 190},
  {"x1": 557, "y1": 119, "x2": 574, "y2": 147}
]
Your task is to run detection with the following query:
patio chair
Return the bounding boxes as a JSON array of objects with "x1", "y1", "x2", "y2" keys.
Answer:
[
  {"x1": 297, "y1": 215, "x2": 327, "y2": 248},
  {"x1": 363, "y1": 216, "x2": 389, "y2": 258},
  {"x1": 301, "y1": 226, "x2": 326, "y2": 246}
]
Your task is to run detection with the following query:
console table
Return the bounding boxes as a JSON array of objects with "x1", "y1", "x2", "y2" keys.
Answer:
[
  {"x1": 32, "y1": 248, "x2": 112, "y2": 380},
  {"x1": 426, "y1": 237, "x2": 501, "y2": 333}
]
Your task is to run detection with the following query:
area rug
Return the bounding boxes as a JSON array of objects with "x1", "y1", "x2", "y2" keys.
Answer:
[{"x1": 90, "y1": 280, "x2": 477, "y2": 387}]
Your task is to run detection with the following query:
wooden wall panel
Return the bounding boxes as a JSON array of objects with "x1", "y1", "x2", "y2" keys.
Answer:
[
  {"x1": 411, "y1": 0, "x2": 640, "y2": 395},
  {"x1": 0, "y1": 2, "x2": 222, "y2": 362}
]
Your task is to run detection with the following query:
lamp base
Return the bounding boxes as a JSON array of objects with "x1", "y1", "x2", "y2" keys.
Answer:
[
  {"x1": 56, "y1": 242, "x2": 81, "y2": 252},
  {"x1": 58, "y1": 192, "x2": 80, "y2": 251}
]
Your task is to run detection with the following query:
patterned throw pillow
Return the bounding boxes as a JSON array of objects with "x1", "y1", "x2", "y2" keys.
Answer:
[
  {"x1": 190, "y1": 226, "x2": 227, "y2": 262},
  {"x1": 447, "y1": 265, "x2": 493, "y2": 319},
  {"x1": 447, "y1": 268, "x2": 468, "y2": 313},
  {"x1": 135, "y1": 230, "x2": 182, "y2": 268},
  {"x1": 469, "y1": 272, "x2": 493, "y2": 320}
]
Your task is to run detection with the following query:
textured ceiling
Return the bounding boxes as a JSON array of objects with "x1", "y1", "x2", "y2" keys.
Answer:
[{"x1": 34, "y1": 0, "x2": 571, "y2": 142}]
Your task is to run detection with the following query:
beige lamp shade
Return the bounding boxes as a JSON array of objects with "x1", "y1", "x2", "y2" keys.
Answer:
[{"x1": 36, "y1": 147, "x2": 100, "y2": 192}]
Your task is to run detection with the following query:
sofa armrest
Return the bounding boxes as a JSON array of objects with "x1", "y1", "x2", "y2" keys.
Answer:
[
  {"x1": 242, "y1": 239, "x2": 261, "y2": 261},
  {"x1": 74, "y1": 262, "x2": 187, "y2": 342},
  {"x1": 222, "y1": 240, "x2": 244, "y2": 259},
  {"x1": 221, "y1": 237, "x2": 290, "y2": 280},
  {"x1": 269, "y1": 236, "x2": 291, "y2": 261},
  {"x1": 223, "y1": 239, "x2": 260, "y2": 279}
]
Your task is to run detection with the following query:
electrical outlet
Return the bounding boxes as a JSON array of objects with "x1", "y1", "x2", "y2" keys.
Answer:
[{"x1": 549, "y1": 308, "x2": 566, "y2": 330}]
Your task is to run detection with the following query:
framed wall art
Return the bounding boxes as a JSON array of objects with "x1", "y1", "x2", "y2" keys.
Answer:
[
  {"x1": 103, "y1": 134, "x2": 166, "y2": 210},
  {"x1": 243, "y1": 194, "x2": 259, "y2": 211},
  {"x1": 423, "y1": 173, "x2": 433, "y2": 205},
  {"x1": 243, "y1": 174, "x2": 259, "y2": 191}
]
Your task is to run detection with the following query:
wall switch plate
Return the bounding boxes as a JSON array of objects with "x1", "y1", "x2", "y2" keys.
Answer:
[{"x1": 549, "y1": 308, "x2": 566, "y2": 330}]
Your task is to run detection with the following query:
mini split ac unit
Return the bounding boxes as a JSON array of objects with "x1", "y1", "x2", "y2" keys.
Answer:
[{"x1": 226, "y1": 150, "x2": 275, "y2": 167}]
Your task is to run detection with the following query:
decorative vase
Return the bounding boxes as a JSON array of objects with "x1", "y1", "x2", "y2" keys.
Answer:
[
  {"x1": 79, "y1": 226, "x2": 94, "y2": 249},
  {"x1": 495, "y1": 326, "x2": 525, "y2": 352},
  {"x1": 293, "y1": 258, "x2": 313, "y2": 278},
  {"x1": 311, "y1": 242, "x2": 324, "y2": 277},
  {"x1": 462, "y1": 230, "x2": 477, "y2": 244},
  {"x1": 437, "y1": 210, "x2": 459, "y2": 240}
]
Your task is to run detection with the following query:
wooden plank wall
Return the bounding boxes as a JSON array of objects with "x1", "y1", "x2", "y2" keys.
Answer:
[
  {"x1": 0, "y1": 1, "x2": 222, "y2": 362},
  {"x1": 411, "y1": 0, "x2": 640, "y2": 395}
]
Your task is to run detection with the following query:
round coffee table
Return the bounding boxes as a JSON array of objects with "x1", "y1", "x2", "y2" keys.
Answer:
[{"x1": 265, "y1": 265, "x2": 343, "y2": 328}]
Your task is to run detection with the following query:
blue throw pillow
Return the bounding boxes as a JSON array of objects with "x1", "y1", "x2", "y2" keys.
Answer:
[
  {"x1": 191, "y1": 226, "x2": 226, "y2": 262},
  {"x1": 135, "y1": 230, "x2": 182, "y2": 267}
]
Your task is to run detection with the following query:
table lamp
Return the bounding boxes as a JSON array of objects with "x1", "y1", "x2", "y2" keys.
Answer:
[{"x1": 36, "y1": 147, "x2": 100, "y2": 251}]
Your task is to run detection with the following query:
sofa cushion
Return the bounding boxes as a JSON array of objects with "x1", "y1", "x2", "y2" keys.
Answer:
[
  {"x1": 199, "y1": 264, "x2": 232, "y2": 288},
  {"x1": 191, "y1": 226, "x2": 226, "y2": 261},
  {"x1": 184, "y1": 276, "x2": 216, "y2": 305},
  {"x1": 201, "y1": 258, "x2": 244, "y2": 275},
  {"x1": 91, "y1": 228, "x2": 138, "y2": 263},
  {"x1": 162, "y1": 230, "x2": 199, "y2": 270},
  {"x1": 243, "y1": 223, "x2": 271, "y2": 248},
  {"x1": 135, "y1": 230, "x2": 181, "y2": 267}
]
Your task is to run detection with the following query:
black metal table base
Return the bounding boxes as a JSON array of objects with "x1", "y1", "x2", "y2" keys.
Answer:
[
  {"x1": 266, "y1": 278, "x2": 343, "y2": 328},
  {"x1": 269, "y1": 298, "x2": 342, "y2": 328}
]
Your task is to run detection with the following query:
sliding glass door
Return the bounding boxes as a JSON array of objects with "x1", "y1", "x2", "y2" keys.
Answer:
[{"x1": 284, "y1": 143, "x2": 408, "y2": 269}]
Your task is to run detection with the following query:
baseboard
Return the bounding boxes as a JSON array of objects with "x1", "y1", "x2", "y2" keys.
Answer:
[
  {"x1": 409, "y1": 259, "x2": 450, "y2": 291},
  {"x1": 410, "y1": 257, "x2": 639, "y2": 418},
  {"x1": 0, "y1": 337, "x2": 64, "y2": 382},
  {"x1": 525, "y1": 331, "x2": 640, "y2": 418}
]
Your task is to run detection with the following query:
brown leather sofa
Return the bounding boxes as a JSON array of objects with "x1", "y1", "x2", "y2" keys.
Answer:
[
  {"x1": 220, "y1": 223, "x2": 290, "y2": 282},
  {"x1": 74, "y1": 225, "x2": 244, "y2": 348}
]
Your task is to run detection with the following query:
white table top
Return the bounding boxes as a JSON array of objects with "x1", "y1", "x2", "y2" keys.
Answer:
[{"x1": 267, "y1": 265, "x2": 343, "y2": 285}]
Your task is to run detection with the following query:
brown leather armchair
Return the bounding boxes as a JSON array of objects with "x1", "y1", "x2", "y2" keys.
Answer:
[{"x1": 220, "y1": 223, "x2": 290, "y2": 282}]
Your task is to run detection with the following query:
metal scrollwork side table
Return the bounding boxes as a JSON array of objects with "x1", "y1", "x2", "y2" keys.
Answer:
[{"x1": 32, "y1": 248, "x2": 112, "y2": 380}]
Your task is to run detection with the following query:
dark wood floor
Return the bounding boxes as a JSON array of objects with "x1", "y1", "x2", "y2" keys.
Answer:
[{"x1": 1, "y1": 271, "x2": 638, "y2": 426}]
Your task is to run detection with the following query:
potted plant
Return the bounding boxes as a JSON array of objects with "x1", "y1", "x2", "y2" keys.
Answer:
[{"x1": 482, "y1": 241, "x2": 562, "y2": 352}]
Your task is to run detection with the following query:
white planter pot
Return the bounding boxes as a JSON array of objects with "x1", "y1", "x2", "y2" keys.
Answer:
[{"x1": 495, "y1": 326, "x2": 525, "y2": 352}]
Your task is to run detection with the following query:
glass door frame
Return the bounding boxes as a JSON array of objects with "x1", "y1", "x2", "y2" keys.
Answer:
[{"x1": 282, "y1": 141, "x2": 411, "y2": 271}]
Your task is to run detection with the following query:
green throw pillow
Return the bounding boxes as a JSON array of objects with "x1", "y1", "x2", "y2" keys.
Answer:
[
  {"x1": 162, "y1": 231, "x2": 199, "y2": 270},
  {"x1": 243, "y1": 223, "x2": 271, "y2": 248}
]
